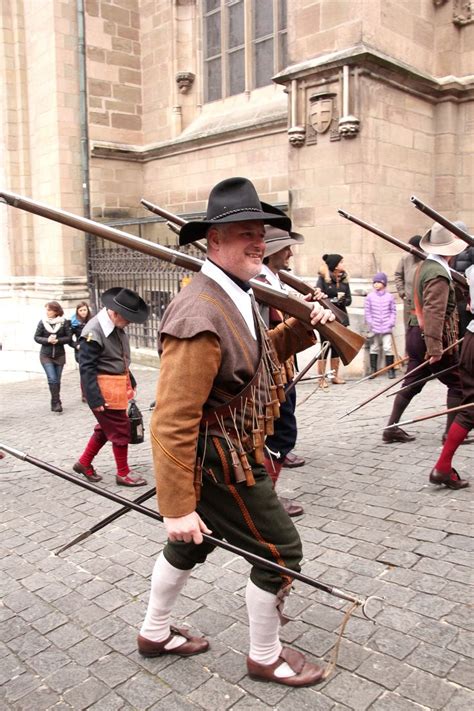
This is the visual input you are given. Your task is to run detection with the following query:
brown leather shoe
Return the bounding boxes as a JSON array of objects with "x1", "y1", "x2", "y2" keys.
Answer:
[
  {"x1": 382, "y1": 427, "x2": 416, "y2": 443},
  {"x1": 73, "y1": 461, "x2": 102, "y2": 482},
  {"x1": 116, "y1": 473, "x2": 147, "y2": 487},
  {"x1": 279, "y1": 497, "x2": 304, "y2": 517},
  {"x1": 429, "y1": 467, "x2": 469, "y2": 490},
  {"x1": 282, "y1": 452, "x2": 306, "y2": 468},
  {"x1": 137, "y1": 626, "x2": 209, "y2": 657},
  {"x1": 247, "y1": 647, "x2": 324, "y2": 687}
]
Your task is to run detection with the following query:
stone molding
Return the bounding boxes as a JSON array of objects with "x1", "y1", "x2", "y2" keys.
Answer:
[
  {"x1": 0, "y1": 276, "x2": 89, "y2": 302},
  {"x1": 273, "y1": 44, "x2": 474, "y2": 102},
  {"x1": 91, "y1": 112, "x2": 287, "y2": 162}
]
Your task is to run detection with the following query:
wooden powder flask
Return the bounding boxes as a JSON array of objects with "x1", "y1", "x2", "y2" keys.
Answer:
[
  {"x1": 252, "y1": 428, "x2": 265, "y2": 464},
  {"x1": 264, "y1": 405, "x2": 274, "y2": 435},
  {"x1": 239, "y1": 450, "x2": 256, "y2": 486},
  {"x1": 229, "y1": 446, "x2": 247, "y2": 483},
  {"x1": 270, "y1": 385, "x2": 281, "y2": 418},
  {"x1": 240, "y1": 432, "x2": 252, "y2": 452},
  {"x1": 272, "y1": 368, "x2": 286, "y2": 403}
]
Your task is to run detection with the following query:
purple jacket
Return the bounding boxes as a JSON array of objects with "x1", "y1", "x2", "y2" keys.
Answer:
[{"x1": 364, "y1": 289, "x2": 396, "y2": 334}]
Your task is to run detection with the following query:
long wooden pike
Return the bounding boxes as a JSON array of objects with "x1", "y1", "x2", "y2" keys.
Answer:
[
  {"x1": 55, "y1": 487, "x2": 157, "y2": 555},
  {"x1": 0, "y1": 442, "x2": 381, "y2": 617},
  {"x1": 383, "y1": 403, "x2": 474, "y2": 430},
  {"x1": 347, "y1": 356, "x2": 408, "y2": 389},
  {"x1": 0, "y1": 190, "x2": 365, "y2": 365},
  {"x1": 386, "y1": 363, "x2": 458, "y2": 399},
  {"x1": 339, "y1": 339, "x2": 463, "y2": 419}
]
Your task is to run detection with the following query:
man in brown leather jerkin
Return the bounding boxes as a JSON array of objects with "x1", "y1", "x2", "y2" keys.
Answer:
[{"x1": 138, "y1": 177, "x2": 335, "y2": 686}]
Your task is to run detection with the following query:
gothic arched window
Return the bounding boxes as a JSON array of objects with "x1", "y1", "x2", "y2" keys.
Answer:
[{"x1": 203, "y1": 0, "x2": 288, "y2": 102}]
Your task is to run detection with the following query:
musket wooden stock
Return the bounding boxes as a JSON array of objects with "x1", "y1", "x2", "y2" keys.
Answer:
[
  {"x1": 338, "y1": 209, "x2": 468, "y2": 291},
  {"x1": 411, "y1": 196, "x2": 474, "y2": 248},
  {"x1": 277, "y1": 270, "x2": 348, "y2": 324},
  {"x1": 0, "y1": 190, "x2": 365, "y2": 364}
]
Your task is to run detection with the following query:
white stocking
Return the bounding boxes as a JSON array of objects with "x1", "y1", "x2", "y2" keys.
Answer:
[
  {"x1": 246, "y1": 579, "x2": 295, "y2": 678},
  {"x1": 140, "y1": 552, "x2": 192, "y2": 650}
]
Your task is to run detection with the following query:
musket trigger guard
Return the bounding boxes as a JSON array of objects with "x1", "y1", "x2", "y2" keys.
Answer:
[{"x1": 361, "y1": 595, "x2": 384, "y2": 622}]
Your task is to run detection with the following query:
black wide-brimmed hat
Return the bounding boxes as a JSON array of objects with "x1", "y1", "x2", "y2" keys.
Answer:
[
  {"x1": 102, "y1": 287, "x2": 149, "y2": 324},
  {"x1": 179, "y1": 177, "x2": 292, "y2": 245}
]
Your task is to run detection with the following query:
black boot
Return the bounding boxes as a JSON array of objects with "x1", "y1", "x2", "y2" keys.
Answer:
[
  {"x1": 50, "y1": 383, "x2": 63, "y2": 413},
  {"x1": 385, "y1": 355, "x2": 395, "y2": 379},
  {"x1": 369, "y1": 354, "x2": 378, "y2": 374}
]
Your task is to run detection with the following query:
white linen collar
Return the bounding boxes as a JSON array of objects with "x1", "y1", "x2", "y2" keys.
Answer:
[
  {"x1": 97, "y1": 307, "x2": 116, "y2": 338},
  {"x1": 260, "y1": 264, "x2": 286, "y2": 292},
  {"x1": 201, "y1": 259, "x2": 257, "y2": 339}
]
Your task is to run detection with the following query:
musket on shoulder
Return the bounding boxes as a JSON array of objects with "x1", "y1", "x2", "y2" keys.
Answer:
[
  {"x1": 142, "y1": 198, "x2": 349, "y2": 325},
  {"x1": 338, "y1": 209, "x2": 468, "y2": 292},
  {"x1": 410, "y1": 196, "x2": 474, "y2": 249},
  {"x1": 0, "y1": 190, "x2": 365, "y2": 364}
]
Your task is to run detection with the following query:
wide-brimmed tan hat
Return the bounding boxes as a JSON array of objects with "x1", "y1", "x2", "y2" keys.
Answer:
[
  {"x1": 420, "y1": 223, "x2": 466, "y2": 256},
  {"x1": 264, "y1": 226, "x2": 304, "y2": 258}
]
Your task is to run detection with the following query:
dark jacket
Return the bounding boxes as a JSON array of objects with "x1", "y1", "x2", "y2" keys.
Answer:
[
  {"x1": 70, "y1": 314, "x2": 90, "y2": 362},
  {"x1": 316, "y1": 265, "x2": 352, "y2": 326},
  {"x1": 34, "y1": 319, "x2": 72, "y2": 361},
  {"x1": 452, "y1": 247, "x2": 474, "y2": 276}
]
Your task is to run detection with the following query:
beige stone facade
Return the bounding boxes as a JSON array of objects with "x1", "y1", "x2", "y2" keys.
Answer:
[{"x1": 1, "y1": 0, "x2": 473, "y2": 377}]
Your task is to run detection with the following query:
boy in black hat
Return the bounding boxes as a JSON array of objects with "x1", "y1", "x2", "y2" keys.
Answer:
[
  {"x1": 73, "y1": 287, "x2": 149, "y2": 487},
  {"x1": 139, "y1": 177, "x2": 335, "y2": 687}
]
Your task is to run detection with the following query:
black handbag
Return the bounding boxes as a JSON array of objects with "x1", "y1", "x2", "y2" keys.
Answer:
[{"x1": 128, "y1": 399, "x2": 144, "y2": 444}]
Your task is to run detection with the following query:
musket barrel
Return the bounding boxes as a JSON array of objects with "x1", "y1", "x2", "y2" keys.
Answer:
[
  {"x1": 410, "y1": 196, "x2": 474, "y2": 248},
  {"x1": 1, "y1": 189, "x2": 365, "y2": 363},
  {"x1": 338, "y1": 207, "x2": 468, "y2": 290}
]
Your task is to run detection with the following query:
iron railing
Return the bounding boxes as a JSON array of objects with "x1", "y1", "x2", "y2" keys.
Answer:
[{"x1": 87, "y1": 217, "x2": 202, "y2": 349}]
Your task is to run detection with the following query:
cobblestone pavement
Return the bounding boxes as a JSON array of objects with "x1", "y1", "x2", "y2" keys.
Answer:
[{"x1": 1, "y1": 364, "x2": 473, "y2": 711}]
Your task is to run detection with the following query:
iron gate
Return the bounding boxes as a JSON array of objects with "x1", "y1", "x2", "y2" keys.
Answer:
[{"x1": 87, "y1": 218, "x2": 202, "y2": 350}]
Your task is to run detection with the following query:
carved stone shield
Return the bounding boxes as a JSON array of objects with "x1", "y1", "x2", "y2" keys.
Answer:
[{"x1": 309, "y1": 93, "x2": 335, "y2": 134}]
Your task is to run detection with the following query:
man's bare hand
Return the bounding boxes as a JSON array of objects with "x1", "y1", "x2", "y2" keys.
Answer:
[
  {"x1": 93, "y1": 405, "x2": 105, "y2": 412},
  {"x1": 309, "y1": 301, "x2": 336, "y2": 326},
  {"x1": 164, "y1": 512, "x2": 212, "y2": 545},
  {"x1": 429, "y1": 355, "x2": 442, "y2": 365},
  {"x1": 311, "y1": 287, "x2": 326, "y2": 301}
]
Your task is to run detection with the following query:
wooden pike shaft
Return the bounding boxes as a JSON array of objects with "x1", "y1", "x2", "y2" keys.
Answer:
[
  {"x1": 384, "y1": 403, "x2": 474, "y2": 429},
  {"x1": 339, "y1": 339, "x2": 463, "y2": 419},
  {"x1": 347, "y1": 356, "x2": 408, "y2": 389},
  {"x1": 386, "y1": 363, "x2": 458, "y2": 398},
  {"x1": 0, "y1": 442, "x2": 366, "y2": 606}
]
